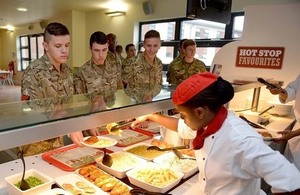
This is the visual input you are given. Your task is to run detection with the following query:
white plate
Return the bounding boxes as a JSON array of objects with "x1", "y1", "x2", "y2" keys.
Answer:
[
  {"x1": 126, "y1": 162, "x2": 184, "y2": 193},
  {"x1": 153, "y1": 152, "x2": 198, "y2": 179},
  {"x1": 96, "y1": 151, "x2": 147, "y2": 179},
  {"x1": 55, "y1": 173, "x2": 106, "y2": 195},
  {"x1": 81, "y1": 136, "x2": 117, "y2": 148},
  {"x1": 256, "y1": 128, "x2": 281, "y2": 141}
]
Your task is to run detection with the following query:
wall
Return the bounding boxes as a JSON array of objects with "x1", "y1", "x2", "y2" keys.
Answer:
[{"x1": 212, "y1": 3, "x2": 300, "y2": 111}]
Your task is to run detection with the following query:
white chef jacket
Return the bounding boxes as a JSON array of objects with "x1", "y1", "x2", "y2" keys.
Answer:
[
  {"x1": 177, "y1": 111, "x2": 300, "y2": 195},
  {"x1": 281, "y1": 74, "x2": 300, "y2": 170}
]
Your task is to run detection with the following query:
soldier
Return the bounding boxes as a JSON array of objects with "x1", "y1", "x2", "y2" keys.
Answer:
[
  {"x1": 106, "y1": 33, "x2": 123, "y2": 89},
  {"x1": 122, "y1": 30, "x2": 163, "y2": 103},
  {"x1": 167, "y1": 39, "x2": 206, "y2": 86},
  {"x1": 125, "y1": 43, "x2": 136, "y2": 60},
  {"x1": 71, "y1": 31, "x2": 119, "y2": 145},
  {"x1": 20, "y1": 22, "x2": 74, "y2": 156}
]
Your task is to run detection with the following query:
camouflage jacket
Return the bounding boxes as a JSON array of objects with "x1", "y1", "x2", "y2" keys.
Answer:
[
  {"x1": 106, "y1": 51, "x2": 123, "y2": 89},
  {"x1": 74, "y1": 59, "x2": 119, "y2": 103},
  {"x1": 20, "y1": 54, "x2": 74, "y2": 156},
  {"x1": 167, "y1": 58, "x2": 206, "y2": 86},
  {"x1": 122, "y1": 52, "x2": 163, "y2": 102},
  {"x1": 21, "y1": 54, "x2": 74, "y2": 99}
]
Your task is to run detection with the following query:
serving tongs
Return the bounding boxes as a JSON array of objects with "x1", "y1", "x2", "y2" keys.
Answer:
[
  {"x1": 110, "y1": 121, "x2": 133, "y2": 132},
  {"x1": 130, "y1": 188, "x2": 172, "y2": 195},
  {"x1": 239, "y1": 115, "x2": 266, "y2": 129}
]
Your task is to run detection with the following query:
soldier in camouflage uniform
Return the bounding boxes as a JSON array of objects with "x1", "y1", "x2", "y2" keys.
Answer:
[
  {"x1": 122, "y1": 30, "x2": 163, "y2": 103},
  {"x1": 106, "y1": 33, "x2": 123, "y2": 89},
  {"x1": 71, "y1": 31, "x2": 119, "y2": 145},
  {"x1": 167, "y1": 39, "x2": 207, "y2": 86},
  {"x1": 169, "y1": 38, "x2": 187, "y2": 65},
  {"x1": 20, "y1": 22, "x2": 73, "y2": 156}
]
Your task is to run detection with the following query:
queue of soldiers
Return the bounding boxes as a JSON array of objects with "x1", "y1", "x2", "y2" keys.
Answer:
[{"x1": 19, "y1": 22, "x2": 207, "y2": 156}]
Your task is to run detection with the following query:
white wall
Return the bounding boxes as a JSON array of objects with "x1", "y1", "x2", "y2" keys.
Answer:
[{"x1": 212, "y1": 3, "x2": 300, "y2": 110}]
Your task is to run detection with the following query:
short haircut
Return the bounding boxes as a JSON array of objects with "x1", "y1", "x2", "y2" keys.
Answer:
[
  {"x1": 179, "y1": 39, "x2": 187, "y2": 48},
  {"x1": 125, "y1": 43, "x2": 135, "y2": 52},
  {"x1": 43, "y1": 22, "x2": 69, "y2": 43},
  {"x1": 182, "y1": 39, "x2": 196, "y2": 49},
  {"x1": 144, "y1": 30, "x2": 160, "y2": 40},
  {"x1": 116, "y1": 45, "x2": 123, "y2": 52},
  {"x1": 89, "y1": 31, "x2": 107, "y2": 48}
]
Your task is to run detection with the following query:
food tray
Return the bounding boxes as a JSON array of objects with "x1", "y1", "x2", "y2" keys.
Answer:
[
  {"x1": 55, "y1": 173, "x2": 105, "y2": 195},
  {"x1": 153, "y1": 152, "x2": 198, "y2": 179},
  {"x1": 103, "y1": 129, "x2": 153, "y2": 147},
  {"x1": 123, "y1": 143, "x2": 166, "y2": 161},
  {"x1": 75, "y1": 165, "x2": 132, "y2": 194},
  {"x1": 42, "y1": 144, "x2": 110, "y2": 171},
  {"x1": 126, "y1": 162, "x2": 184, "y2": 193},
  {"x1": 96, "y1": 151, "x2": 147, "y2": 179}
]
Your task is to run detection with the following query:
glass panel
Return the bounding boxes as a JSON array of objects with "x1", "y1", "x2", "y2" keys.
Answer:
[
  {"x1": 196, "y1": 47, "x2": 221, "y2": 66},
  {"x1": 20, "y1": 36, "x2": 28, "y2": 46},
  {"x1": 232, "y1": 16, "x2": 244, "y2": 38},
  {"x1": 0, "y1": 90, "x2": 173, "y2": 132},
  {"x1": 30, "y1": 36, "x2": 37, "y2": 60},
  {"x1": 141, "y1": 22, "x2": 176, "y2": 41},
  {"x1": 157, "y1": 46, "x2": 174, "y2": 65},
  {"x1": 21, "y1": 48, "x2": 29, "y2": 58},
  {"x1": 181, "y1": 20, "x2": 226, "y2": 39},
  {"x1": 37, "y1": 36, "x2": 44, "y2": 58}
]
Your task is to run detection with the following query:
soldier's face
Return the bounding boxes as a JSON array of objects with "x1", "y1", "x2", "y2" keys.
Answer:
[
  {"x1": 43, "y1": 35, "x2": 70, "y2": 66},
  {"x1": 185, "y1": 45, "x2": 196, "y2": 59},
  {"x1": 143, "y1": 37, "x2": 161, "y2": 60},
  {"x1": 126, "y1": 46, "x2": 136, "y2": 58},
  {"x1": 91, "y1": 42, "x2": 109, "y2": 65}
]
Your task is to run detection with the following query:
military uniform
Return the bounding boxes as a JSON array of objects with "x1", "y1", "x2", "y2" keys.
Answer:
[
  {"x1": 74, "y1": 59, "x2": 119, "y2": 103},
  {"x1": 107, "y1": 51, "x2": 123, "y2": 89},
  {"x1": 167, "y1": 58, "x2": 206, "y2": 86},
  {"x1": 20, "y1": 54, "x2": 74, "y2": 156},
  {"x1": 122, "y1": 52, "x2": 163, "y2": 102}
]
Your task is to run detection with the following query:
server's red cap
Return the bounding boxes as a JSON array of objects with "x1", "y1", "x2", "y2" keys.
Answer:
[{"x1": 172, "y1": 72, "x2": 218, "y2": 105}]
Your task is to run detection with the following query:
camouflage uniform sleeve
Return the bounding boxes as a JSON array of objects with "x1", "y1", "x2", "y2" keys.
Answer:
[
  {"x1": 166, "y1": 61, "x2": 177, "y2": 85},
  {"x1": 21, "y1": 65, "x2": 44, "y2": 99},
  {"x1": 74, "y1": 69, "x2": 87, "y2": 94},
  {"x1": 198, "y1": 60, "x2": 207, "y2": 73}
]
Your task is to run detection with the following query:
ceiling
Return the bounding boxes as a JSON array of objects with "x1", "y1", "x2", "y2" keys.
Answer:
[{"x1": 0, "y1": 0, "x2": 143, "y2": 29}]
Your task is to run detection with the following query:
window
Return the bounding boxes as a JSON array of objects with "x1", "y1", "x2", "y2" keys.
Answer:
[
  {"x1": 139, "y1": 12, "x2": 244, "y2": 69},
  {"x1": 18, "y1": 33, "x2": 44, "y2": 71}
]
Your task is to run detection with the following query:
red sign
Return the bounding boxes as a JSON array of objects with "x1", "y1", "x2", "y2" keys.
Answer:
[{"x1": 236, "y1": 47, "x2": 284, "y2": 69}]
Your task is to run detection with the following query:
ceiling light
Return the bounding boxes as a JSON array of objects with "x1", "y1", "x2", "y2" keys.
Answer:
[
  {"x1": 6, "y1": 25, "x2": 15, "y2": 31},
  {"x1": 17, "y1": 7, "x2": 28, "y2": 12},
  {"x1": 105, "y1": 11, "x2": 126, "y2": 17}
]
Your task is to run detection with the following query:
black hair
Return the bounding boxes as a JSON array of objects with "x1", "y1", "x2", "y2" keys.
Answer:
[
  {"x1": 125, "y1": 43, "x2": 135, "y2": 52},
  {"x1": 183, "y1": 77, "x2": 234, "y2": 112},
  {"x1": 44, "y1": 22, "x2": 69, "y2": 43},
  {"x1": 89, "y1": 31, "x2": 107, "y2": 48}
]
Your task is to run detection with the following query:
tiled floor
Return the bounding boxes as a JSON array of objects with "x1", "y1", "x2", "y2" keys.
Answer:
[{"x1": 0, "y1": 85, "x2": 21, "y2": 163}]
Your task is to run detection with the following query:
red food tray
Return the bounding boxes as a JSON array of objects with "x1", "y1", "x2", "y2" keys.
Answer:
[{"x1": 42, "y1": 144, "x2": 112, "y2": 171}]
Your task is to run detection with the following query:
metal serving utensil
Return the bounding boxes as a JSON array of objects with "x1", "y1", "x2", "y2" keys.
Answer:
[
  {"x1": 146, "y1": 145, "x2": 189, "y2": 151},
  {"x1": 17, "y1": 148, "x2": 31, "y2": 191},
  {"x1": 102, "y1": 148, "x2": 113, "y2": 167},
  {"x1": 172, "y1": 149, "x2": 196, "y2": 160}
]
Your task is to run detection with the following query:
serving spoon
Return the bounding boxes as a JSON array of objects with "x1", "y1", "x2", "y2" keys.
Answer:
[
  {"x1": 172, "y1": 149, "x2": 196, "y2": 160},
  {"x1": 102, "y1": 148, "x2": 113, "y2": 167},
  {"x1": 146, "y1": 145, "x2": 189, "y2": 151},
  {"x1": 17, "y1": 148, "x2": 31, "y2": 191}
]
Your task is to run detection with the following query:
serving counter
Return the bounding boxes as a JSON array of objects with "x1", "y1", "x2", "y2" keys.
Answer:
[{"x1": 0, "y1": 77, "x2": 293, "y2": 194}]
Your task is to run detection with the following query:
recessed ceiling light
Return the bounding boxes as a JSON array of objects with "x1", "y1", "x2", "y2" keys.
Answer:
[{"x1": 17, "y1": 7, "x2": 28, "y2": 12}]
